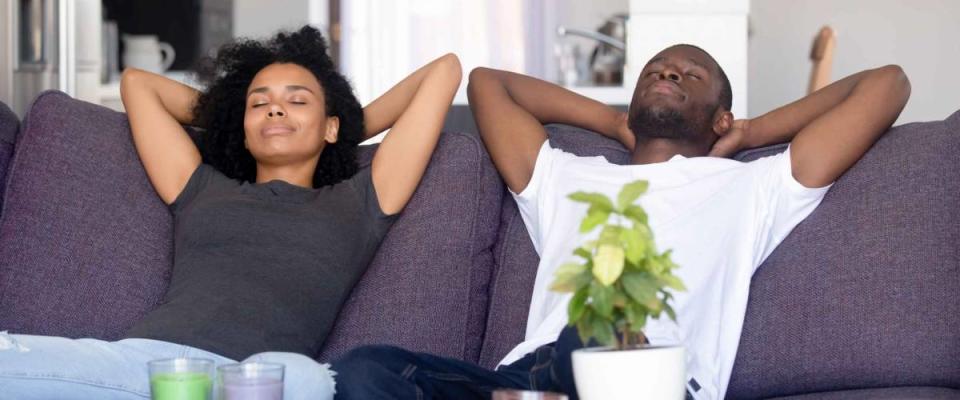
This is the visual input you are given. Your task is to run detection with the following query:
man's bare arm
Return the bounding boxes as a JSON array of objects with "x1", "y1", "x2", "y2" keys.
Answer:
[
  {"x1": 717, "y1": 65, "x2": 910, "y2": 188},
  {"x1": 467, "y1": 68, "x2": 630, "y2": 193}
]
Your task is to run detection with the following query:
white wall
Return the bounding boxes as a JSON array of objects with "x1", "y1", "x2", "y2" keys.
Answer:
[
  {"x1": 628, "y1": 0, "x2": 750, "y2": 117},
  {"x1": 233, "y1": 0, "x2": 328, "y2": 39},
  {"x1": 749, "y1": 0, "x2": 960, "y2": 123}
]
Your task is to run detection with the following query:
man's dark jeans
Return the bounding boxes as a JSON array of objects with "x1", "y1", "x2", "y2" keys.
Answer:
[{"x1": 332, "y1": 326, "x2": 586, "y2": 400}]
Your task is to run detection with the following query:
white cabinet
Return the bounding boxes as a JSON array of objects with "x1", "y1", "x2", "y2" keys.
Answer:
[{"x1": 627, "y1": 0, "x2": 749, "y2": 116}]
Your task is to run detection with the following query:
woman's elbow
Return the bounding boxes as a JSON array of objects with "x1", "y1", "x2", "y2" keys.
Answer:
[{"x1": 436, "y1": 53, "x2": 463, "y2": 85}]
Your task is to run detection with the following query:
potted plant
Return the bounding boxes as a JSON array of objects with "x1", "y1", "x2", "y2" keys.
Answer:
[{"x1": 550, "y1": 180, "x2": 687, "y2": 400}]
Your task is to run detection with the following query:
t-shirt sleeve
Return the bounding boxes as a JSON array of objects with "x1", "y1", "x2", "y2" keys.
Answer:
[
  {"x1": 750, "y1": 145, "x2": 833, "y2": 270},
  {"x1": 509, "y1": 140, "x2": 579, "y2": 254},
  {"x1": 348, "y1": 167, "x2": 399, "y2": 239},
  {"x1": 169, "y1": 164, "x2": 222, "y2": 215}
]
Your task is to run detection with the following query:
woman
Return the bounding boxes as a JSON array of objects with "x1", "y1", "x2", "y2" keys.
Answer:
[{"x1": 0, "y1": 26, "x2": 461, "y2": 399}]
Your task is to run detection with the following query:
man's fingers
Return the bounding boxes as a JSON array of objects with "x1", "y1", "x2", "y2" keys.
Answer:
[{"x1": 709, "y1": 139, "x2": 735, "y2": 157}]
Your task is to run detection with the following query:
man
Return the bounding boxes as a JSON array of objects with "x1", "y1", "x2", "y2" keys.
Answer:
[{"x1": 332, "y1": 44, "x2": 910, "y2": 399}]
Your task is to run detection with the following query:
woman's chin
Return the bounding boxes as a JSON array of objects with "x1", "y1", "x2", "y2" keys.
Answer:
[{"x1": 253, "y1": 149, "x2": 317, "y2": 166}]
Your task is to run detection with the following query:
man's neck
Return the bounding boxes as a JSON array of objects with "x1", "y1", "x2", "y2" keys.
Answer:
[{"x1": 630, "y1": 137, "x2": 711, "y2": 165}]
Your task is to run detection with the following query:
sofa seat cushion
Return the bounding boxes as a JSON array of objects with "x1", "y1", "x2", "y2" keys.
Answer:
[
  {"x1": 768, "y1": 386, "x2": 960, "y2": 400},
  {"x1": 318, "y1": 131, "x2": 502, "y2": 363}
]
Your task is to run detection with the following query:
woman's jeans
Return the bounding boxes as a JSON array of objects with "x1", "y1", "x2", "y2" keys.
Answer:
[{"x1": 0, "y1": 331, "x2": 336, "y2": 400}]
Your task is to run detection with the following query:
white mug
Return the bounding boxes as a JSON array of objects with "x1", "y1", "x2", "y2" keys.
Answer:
[{"x1": 122, "y1": 35, "x2": 176, "y2": 73}]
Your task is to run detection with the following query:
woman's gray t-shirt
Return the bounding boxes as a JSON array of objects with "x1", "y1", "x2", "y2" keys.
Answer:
[{"x1": 126, "y1": 164, "x2": 396, "y2": 361}]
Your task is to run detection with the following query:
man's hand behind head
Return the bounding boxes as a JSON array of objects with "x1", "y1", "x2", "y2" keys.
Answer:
[{"x1": 708, "y1": 118, "x2": 751, "y2": 158}]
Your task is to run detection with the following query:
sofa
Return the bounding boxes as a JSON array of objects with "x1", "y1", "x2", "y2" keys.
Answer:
[{"x1": 0, "y1": 91, "x2": 957, "y2": 399}]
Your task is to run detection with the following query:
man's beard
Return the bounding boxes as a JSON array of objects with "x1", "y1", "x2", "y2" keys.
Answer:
[{"x1": 628, "y1": 105, "x2": 713, "y2": 142}]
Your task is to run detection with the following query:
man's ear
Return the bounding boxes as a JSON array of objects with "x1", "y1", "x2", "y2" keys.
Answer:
[
  {"x1": 325, "y1": 116, "x2": 340, "y2": 144},
  {"x1": 712, "y1": 108, "x2": 734, "y2": 137}
]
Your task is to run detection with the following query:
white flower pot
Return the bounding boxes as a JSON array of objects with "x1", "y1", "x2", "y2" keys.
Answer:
[{"x1": 572, "y1": 345, "x2": 685, "y2": 400}]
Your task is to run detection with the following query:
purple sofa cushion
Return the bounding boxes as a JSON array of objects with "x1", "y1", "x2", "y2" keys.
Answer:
[
  {"x1": 0, "y1": 91, "x2": 174, "y2": 339},
  {"x1": 479, "y1": 125, "x2": 630, "y2": 368},
  {"x1": 768, "y1": 386, "x2": 960, "y2": 400},
  {"x1": 0, "y1": 101, "x2": 18, "y2": 212},
  {"x1": 727, "y1": 114, "x2": 960, "y2": 398},
  {"x1": 318, "y1": 131, "x2": 502, "y2": 363}
]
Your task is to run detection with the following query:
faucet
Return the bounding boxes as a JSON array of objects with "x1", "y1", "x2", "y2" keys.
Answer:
[{"x1": 556, "y1": 26, "x2": 625, "y2": 52}]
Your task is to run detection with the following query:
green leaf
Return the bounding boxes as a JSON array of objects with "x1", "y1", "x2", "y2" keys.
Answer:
[
  {"x1": 649, "y1": 257, "x2": 666, "y2": 274},
  {"x1": 568, "y1": 288, "x2": 590, "y2": 322},
  {"x1": 590, "y1": 281, "x2": 615, "y2": 318},
  {"x1": 616, "y1": 180, "x2": 649, "y2": 210},
  {"x1": 598, "y1": 225, "x2": 622, "y2": 245},
  {"x1": 573, "y1": 247, "x2": 592, "y2": 260},
  {"x1": 658, "y1": 273, "x2": 687, "y2": 292},
  {"x1": 592, "y1": 245, "x2": 625, "y2": 286},
  {"x1": 644, "y1": 295, "x2": 663, "y2": 313},
  {"x1": 621, "y1": 271, "x2": 658, "y2": 304},
  {"x1": 623, "y1": 205, "x2": 649, "y2": 225},
  {"x1": 576, "y1": 316, "x2": 593, "y2": 346},
  {"x1": 612, "y1": 290, "x2": 628, "y2": 308},
  {"x1": 620, "y1": 228, "x2": 646, "y2": 265},
  {"x1": 568, "y1": 192, "x2": 614, "y2": 211},
  {"x1": 549, "y1": 262, "x2": 589, "y2": 292},
  {"x1": 590, "y1": 311, "x2": 616, "y2": 347},
  {"x1": 579, "y1": 205, "x2": 611, "y2": 233},
  {"x1": 625, "y1": 303, "x2": 649, "y2": 332},
  {"x1": 663, "y1": 302, "x2": 677, "y2": 322}
]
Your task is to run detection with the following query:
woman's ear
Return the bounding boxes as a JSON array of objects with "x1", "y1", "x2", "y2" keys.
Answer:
[
  {"x1": 712, "y1": 109, "x2": 734, "y2": 137},
  {"x1": 325, "y1": 116, "x2": 340, "y2": 144}
]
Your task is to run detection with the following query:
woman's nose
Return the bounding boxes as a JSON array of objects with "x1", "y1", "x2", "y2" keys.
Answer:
[{"x1": 267, "y1": 105, "x2": 286, "y2": 118}]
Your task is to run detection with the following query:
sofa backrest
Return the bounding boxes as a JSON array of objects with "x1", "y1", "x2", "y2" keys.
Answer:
[
  {"x1": 727, "y1": 113, "x2": 960, "y2": 398},
  {"x1": 317, "y1": 132, "x2": 503, "y2": 364},
  {"x1": 0, "y1": 92, "x2": 502, "y2": 365},
  {"x1": 0, "y1": 101, "x2": 18, "y2": 213},
  {"x1": 0, "y1": 91, "x2": 174, "y2": 339}
]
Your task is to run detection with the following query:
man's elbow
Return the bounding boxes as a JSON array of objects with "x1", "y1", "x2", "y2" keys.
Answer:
[
  {"x1": 468, "y1": 67, "x2": 509, "y2": 99},
  {"x1": 875, "y1": 64, "x2": 912, "y2": 103},
  {"x1": 466, "y1": 67, "x2": 491, "y2": 98}
]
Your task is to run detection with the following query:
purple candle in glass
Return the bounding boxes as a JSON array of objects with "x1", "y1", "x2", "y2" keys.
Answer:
[{"x1": 218, "y1": 362, "x2": 284, "y2": 400}]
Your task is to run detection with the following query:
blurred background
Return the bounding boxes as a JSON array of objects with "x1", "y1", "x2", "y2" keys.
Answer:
[{"x1": 1, "y1": 0, "x2": 958, "y2": 131}]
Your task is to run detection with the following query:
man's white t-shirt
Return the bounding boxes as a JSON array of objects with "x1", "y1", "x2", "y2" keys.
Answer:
[{"x1": 500, "y1": 140, "x2": 831, "y2": 400}]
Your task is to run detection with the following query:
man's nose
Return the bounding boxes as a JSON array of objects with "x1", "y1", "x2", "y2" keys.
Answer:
[{"x1": 659, "y1": 68, "x2": 681, "y2": 82}]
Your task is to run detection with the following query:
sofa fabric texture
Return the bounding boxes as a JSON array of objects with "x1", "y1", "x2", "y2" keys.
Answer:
[{"x1": 1, "y1": 93, "x2": 958, "y2": 399}]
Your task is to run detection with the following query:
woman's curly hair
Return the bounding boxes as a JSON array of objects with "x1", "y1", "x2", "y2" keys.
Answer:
[{"x1": 192, "y1": 25, "x2": 363, "y2": 187}]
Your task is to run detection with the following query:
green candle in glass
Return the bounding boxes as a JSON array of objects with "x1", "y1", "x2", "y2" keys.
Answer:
[{"x1": 148, "y1": 358, "x2": 214, "y2": 400}]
